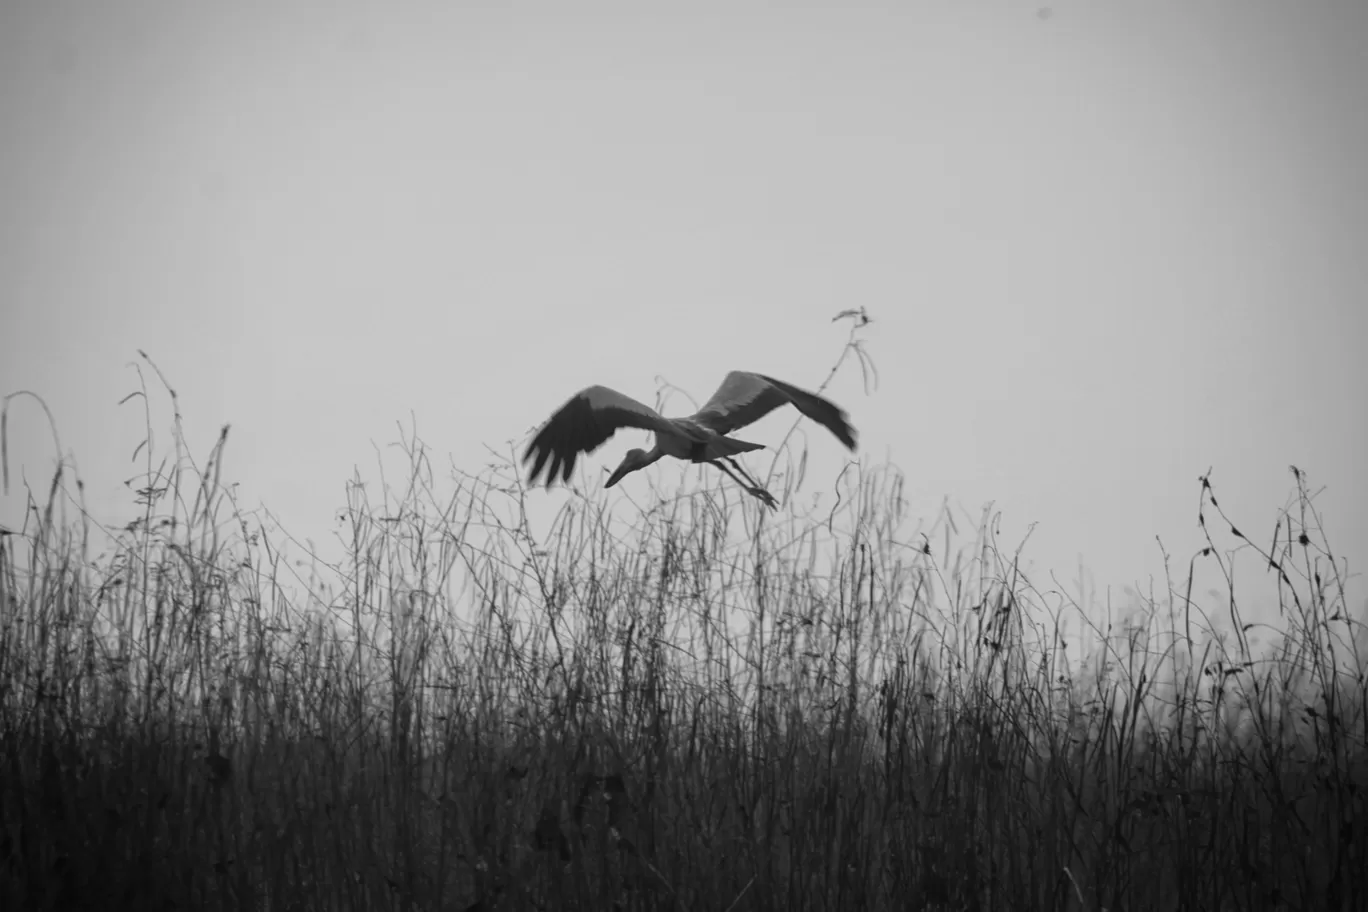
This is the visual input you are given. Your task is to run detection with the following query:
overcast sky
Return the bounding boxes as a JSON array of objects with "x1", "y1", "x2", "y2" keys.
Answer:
[{"x1": 2, "y1": 0, "x2": 1364, "y2": 634}]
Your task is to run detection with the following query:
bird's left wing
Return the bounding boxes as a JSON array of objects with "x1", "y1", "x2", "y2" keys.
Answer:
[{"x1": 523, "y1": 386, "x2": 676, "y2": 486}]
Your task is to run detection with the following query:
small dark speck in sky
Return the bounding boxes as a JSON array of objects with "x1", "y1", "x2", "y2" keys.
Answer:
[{"x1": 1037, "y1": 7, "x2": 1053, "y2": 20}]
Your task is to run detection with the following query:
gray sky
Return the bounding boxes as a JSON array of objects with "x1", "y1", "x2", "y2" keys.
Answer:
[{"x1": 2, "y1": 0, "x2": 1365, "y2": 631}]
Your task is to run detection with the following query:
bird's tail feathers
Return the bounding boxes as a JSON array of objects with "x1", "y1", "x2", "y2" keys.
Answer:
[{"x1": 706, "y1": 437, "x2": 765, "y2": 459}]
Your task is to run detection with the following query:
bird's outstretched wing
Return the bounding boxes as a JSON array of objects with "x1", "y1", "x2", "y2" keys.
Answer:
[
  {"x1": 523, "y1": 386, "x2": 677, "y2": 487},
  {"x1": 691, "y1": 371, "x2": 857, "y2": 451}
]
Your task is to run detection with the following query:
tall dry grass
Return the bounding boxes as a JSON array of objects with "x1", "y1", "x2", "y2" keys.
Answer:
[{"x1": 1, "y1": 346, "x2": 1364, "y2": 911}]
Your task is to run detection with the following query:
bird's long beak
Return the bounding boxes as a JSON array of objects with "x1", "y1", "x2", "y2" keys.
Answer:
[{"x1": 604, "y1": 454, "x2": 637, "y2": 489}]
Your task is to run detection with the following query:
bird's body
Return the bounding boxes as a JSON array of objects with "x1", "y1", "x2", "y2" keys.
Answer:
[{"x1": 523, "y1": 371, "x2": 856, "y2": 508}]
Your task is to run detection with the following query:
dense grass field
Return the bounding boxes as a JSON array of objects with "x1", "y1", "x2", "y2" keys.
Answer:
[{"x1": 1, "y1": 372, "x2": 1364, "y2": 910}]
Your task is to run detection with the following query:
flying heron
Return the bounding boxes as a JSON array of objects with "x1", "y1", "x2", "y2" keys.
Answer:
[{"x1": 523, "y1": 371, "x2": 857, "y2": 509}]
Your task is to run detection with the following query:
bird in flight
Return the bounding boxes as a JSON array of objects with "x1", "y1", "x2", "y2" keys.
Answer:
[{"x1": 523, "y1": 371, "x2": 857, "y2": 509}]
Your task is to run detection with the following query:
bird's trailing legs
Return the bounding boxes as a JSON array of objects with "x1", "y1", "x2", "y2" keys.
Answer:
[
  {"x1": 598, "y1": 454, "x2": 779, "y2": 509},
  {"x1": 710, "y1": 457, "x2": 779, "y2": 510}
]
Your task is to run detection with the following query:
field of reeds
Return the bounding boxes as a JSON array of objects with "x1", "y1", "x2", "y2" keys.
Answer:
[{"x1": 1, "y1": 354, "x2": 1364, "y2": 912}]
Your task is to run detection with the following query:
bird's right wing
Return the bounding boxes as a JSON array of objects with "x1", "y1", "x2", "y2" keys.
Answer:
[
  {"x1": 692, "y1": 371, "x2": 857, "y2": 451},
  {"x1": 523, "y1": 386, "x2": 676, "y2": 486}
]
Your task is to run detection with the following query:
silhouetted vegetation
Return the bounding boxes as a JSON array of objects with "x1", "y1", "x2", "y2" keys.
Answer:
[{"x1": 1, "y1": 347, "x2": 1363, "y2": 911}]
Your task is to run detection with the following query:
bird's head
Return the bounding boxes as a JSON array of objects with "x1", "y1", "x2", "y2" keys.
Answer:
[{"x1": 605, "y1": 448, "x2": 650, "y2": 489}]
